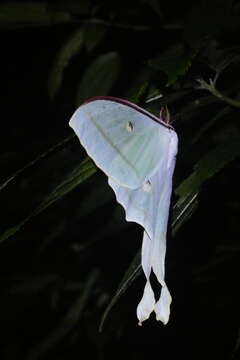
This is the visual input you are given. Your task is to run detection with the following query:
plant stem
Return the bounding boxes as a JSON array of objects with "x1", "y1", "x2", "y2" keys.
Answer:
[{"x1": 196, "y1": 78, "x2": 240, "y2": 108}]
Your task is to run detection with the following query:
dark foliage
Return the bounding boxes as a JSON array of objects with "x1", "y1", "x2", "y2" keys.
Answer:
[{"x1": 0, "y1": 1, "x2": 240, "y2": 359}]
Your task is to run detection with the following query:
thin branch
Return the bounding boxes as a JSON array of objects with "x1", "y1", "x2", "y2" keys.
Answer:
[
  {"x1": 196, "y1": 78, "x2": 240, "y2": 108},
  {"x1": 79, "y1": 17, "x2": 153, "y2": 31}
]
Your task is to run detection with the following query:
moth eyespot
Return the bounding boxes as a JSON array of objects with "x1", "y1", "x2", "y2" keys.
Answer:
[
  {"x1": 126, "y1": 121, "x2": 134, "y2": 132},
  {"x1": 142, "y1": 180, "x2": 152, "y2": 192}
]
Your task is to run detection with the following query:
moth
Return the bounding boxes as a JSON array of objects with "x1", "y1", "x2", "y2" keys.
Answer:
[{"x1": 69, "y1": 96, "x2": 178, "y2": 325}]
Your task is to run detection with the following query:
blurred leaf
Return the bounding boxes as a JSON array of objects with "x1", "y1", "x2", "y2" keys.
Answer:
[
  {"x1": 190, "y1": 106, "x2": 232, "y2": 145},
  {"x1": 215, "y1": 50, "x2": 240, "y2": 73},
  {"x1": 48, "y1": 24, "x2": 107, "y2": 100},
  {"x1": 172, "y1": 96, "x2": 235, "y2": 128},
  {"x1": 38, "y1": 222, "x2": 67, "y2": 254},
  {"x1": 48, "y1": 28, "x2": 85, "y2": 100},
  {"x1": 129, "y1": 81, "x2": 149, "y2": 104},
  {"x1": 99, "y1": 250, "x2": 141, "y2": 331},
  {"x1": 49, "y1": 0, "x2": 90, "y2": 16},
  {"x1": 175, "y1": 138, "x2": 240, "y2": 206},
  {"x1": 77, "y1": 175, "x2": 113, "y2": 217},
  {"x1": 233, "y1": 327, "x2": 240, "y2": 356},
  {"x1": 37, "y1": 156, "x2": 97, "y2": 212},
  {"x1": 148, "y1": 44, "x2": 193, "y2": 86},
  {"x1": 204, "y1": 43, "x2": 240, "y2": 73},
  {"x1": 0, "y1": 2, "x2": 71, "y2": 28},
  {"x1": 184, "y1": 0, "x2": 237, "y2": 47},
  {"x1": 84, "y1": 24, "x2": 107, "y2": 52},
  {"x1": 8, "y1": 275, "x2": 58, "y2": 295},
  {"x1": 141, "y1": 0, "x2": 162, "y2": 17},
  {"x1": 0, "y1": 156, "x2": 97, "y2": 243},
  {"x1": 76, "y1": 52, "x2": 121, "y2": 105},
  {"x1": 0, "y1": 223, "x2": 25, "y2": 242},
  {"x1": 71, "y1": 205, "x2": 130, "y2": 257},
  {"x1": 0, "y1": 135, "x2": 74, "y2": 191},
  {"x1": 126, "y1": 66, "x2": 155, "y2": 100},
  {"x1": 27, "y1": 269, "x2": 99, "y2": 360}
]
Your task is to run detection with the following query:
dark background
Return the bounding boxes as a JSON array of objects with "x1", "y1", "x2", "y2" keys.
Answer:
[{"x1": 0, "y1": 1, "x2": 240, "y2": 359}]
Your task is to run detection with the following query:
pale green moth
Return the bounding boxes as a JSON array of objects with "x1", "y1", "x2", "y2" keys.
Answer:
[{"x1": 69, "y1": 96, "x2": 178, "y2": 325}]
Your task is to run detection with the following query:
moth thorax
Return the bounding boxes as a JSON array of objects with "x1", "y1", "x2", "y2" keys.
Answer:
[
  {"x1": 142, "y1": 180, "x2": 152, "y2": 192},
  {"x1": 126, "y1": 121, "x2": 134, "y2": 132}
]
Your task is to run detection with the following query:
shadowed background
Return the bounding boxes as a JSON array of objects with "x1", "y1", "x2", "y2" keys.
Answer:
[{"x1": 0, "y1": 1, "x2": 240, "y2": 359}]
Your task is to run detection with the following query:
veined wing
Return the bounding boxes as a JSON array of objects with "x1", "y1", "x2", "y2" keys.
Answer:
[
  {"x1": 69, "y1": 97, "x2": 176, "y2": 189},
  {"x1": 108, "y1": 136, "x2": 177, "y2": 240}
]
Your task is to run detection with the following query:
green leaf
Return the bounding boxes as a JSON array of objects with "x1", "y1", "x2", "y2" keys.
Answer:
[
  {"x1": 48, "y1": 28, "x2": 85, "y2": 100},
  {"x1": 0, "y1": 135, "x2": 74, "y2": 192},
  {"x1": 0, "y1": 222, "x2": 27, "y2": 243},
  {"x1": 126, "y1": 66, "x2": 155, "y2": 100},
  {"x1": 76, "y1": 52, "x2": 121, "y2": 106},
  {"x1": 0, "y1": 2, "x2": 71, "y2": 28},
  {"x1": 83, "y1": 24, "x2": 107, "y2": 53},
  {"x1": 48, "y1": 24, "x2": 107, "y2": 100},
  {"x1": 128, "y1": 81, "x2": 149, "y2": 104},
  {"x1": 190, "y1": 106, "x2": 232, "y2": 145},
  {"x1": 0, "y1": 156, "x2": 97, "y2": 243},
  {"x1": 171, "y1": 192, "x2": 199, "y2": 237},
  {"x1": 148, "y1": 44, "x2": 193, "y2": 86},
  {"x1": 175, "y1": 138, "x2": 240, "y2": 206},
  {"x1": 36, "y1": 156, "x2": 97, "y2": 213}
]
